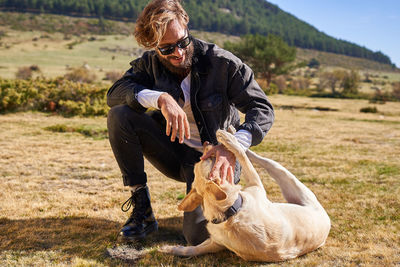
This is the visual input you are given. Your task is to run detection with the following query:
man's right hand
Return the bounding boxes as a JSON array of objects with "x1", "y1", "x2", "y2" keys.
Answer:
[{"x1": 158, "y1": 93, "x2": 190, "y2": 143}]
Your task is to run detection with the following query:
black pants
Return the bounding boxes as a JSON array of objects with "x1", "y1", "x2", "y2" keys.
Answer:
[{"x1": 107, "y1": 105, "x2": 208, "y2": 245}]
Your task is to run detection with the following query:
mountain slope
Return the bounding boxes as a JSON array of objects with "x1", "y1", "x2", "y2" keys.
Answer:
[{"x1": 0, "y1": 0, "x2": 394, "y2": 66}]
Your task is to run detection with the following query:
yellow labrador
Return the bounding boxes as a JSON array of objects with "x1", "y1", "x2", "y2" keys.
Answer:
[{"x1": 160, "y1": 129, "x2": 330, "y2": 262}]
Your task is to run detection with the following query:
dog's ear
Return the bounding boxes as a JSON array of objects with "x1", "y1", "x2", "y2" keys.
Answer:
[
  {"x1": 202, "y1": 142, "x2": 213, "y2": 156},
  {"x1": 178, "y1": 188, "x2": 203, "y2": 212},
  {"x1": 207, "y1": 181, "x2": 227, "y2": 201}
]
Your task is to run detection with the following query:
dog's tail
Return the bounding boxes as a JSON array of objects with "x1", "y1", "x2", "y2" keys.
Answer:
[{"x1": 245, "y1": 149, "x2": 323, "y2": 209}]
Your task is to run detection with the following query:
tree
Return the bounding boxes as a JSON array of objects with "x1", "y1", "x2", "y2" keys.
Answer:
[
  {"x1": 319, "y1": 70, "x2": 347, "y2": 94},
  {"x1": 224, "y1": 34, "x2": 297, "y2": 87},
  {"x1": 308, "y1": 58, "x2": 320, "y2": 69},
  {"x1": 342, "y1": 70, "x2": 360, "y2": 96},
  {"x1": 391, "y1": 82, "x2": 400, "y2": 101}
]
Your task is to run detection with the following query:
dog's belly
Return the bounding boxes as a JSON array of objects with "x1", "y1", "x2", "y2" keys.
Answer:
[
  {"x1": 207, "y1": 203, "x2": 330, "y2": 262},
  {"x1": 207, "y1": 211, "x2": 286, "y2": 261}
]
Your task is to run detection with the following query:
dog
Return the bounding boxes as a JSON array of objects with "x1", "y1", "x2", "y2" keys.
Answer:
[{"x1": 160, "y1": 129, "x2": 330, "y2": 262}]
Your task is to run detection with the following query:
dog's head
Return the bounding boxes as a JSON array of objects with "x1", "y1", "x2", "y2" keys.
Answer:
[
  {"x1": 178, "y1": 144, "x2": 240, "y2": 222},
  {"x1": 178, "y1": 158, "x2": 227, "y2": 211}
]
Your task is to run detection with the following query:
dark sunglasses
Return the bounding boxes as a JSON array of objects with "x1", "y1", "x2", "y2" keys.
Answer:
[{"x1": 157, "y1": 35, "x2": 191, "y2": 55}]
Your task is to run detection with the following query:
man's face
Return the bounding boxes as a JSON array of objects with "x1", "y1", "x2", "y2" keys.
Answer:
[{"x1": 156, "y1": 19, "x2": 193, "y2": 76}]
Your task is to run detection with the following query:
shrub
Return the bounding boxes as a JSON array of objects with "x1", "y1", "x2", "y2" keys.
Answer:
[
  {"x1": 370, "y1": 88, "x2": 389, "y2": 104},
  {"x1": 104, "y1": 71, "x2": 123, "y2": 83},
  {"x1": 64, "y1": 67, "x2": 97, "y2": 83},
  {"x1": 308, "y1": 58, "x2": 320, "y2": 69},
  {"x1": 29, "y1": 65, "x2": 41, "y2": 72},
  {"x1": 15, "y1": 67, "x2": 33, "y2": 80},
  {"x1": 392, "y1": 82, "x2": 400, "y2": 101},
  {"x1": 15, "y1": 65, "x2": 42, "y2": 80},
  {"x1": 273, "y1": 76, "x2": 287, "y2": 93},
  {"x1": 290, "y1": 77, "x2": 310, "y2": 91},
  {"x1": 360, "y1": 106, "x2": 378, "y2": 113},
  {"x1": 0, "y1": 77, "x2": 108, "y2": 116}
]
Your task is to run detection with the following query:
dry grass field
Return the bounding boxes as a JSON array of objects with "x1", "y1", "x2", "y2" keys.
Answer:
[{"x1": 1, "y1": 95, "x2": 399, "y2": 266}]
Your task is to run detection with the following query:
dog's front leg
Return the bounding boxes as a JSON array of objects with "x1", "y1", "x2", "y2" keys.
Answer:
[
  {"x1": 159, "y1": 238, "x2": 224, "y2": 257},
  {"x1": 216, "y1": 130, "x2": 263, "y2": 188}
]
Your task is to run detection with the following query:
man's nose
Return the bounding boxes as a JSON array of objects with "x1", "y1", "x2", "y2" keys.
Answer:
[{"x1": 172, "y1": 46, "x2": 184, "y2": 57}]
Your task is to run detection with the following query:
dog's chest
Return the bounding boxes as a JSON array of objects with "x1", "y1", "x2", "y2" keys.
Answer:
[{"x1": 208, "y1": 216, "x2": 267, "y2": 249}]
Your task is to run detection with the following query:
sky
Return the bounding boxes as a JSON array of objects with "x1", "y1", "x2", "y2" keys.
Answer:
[{"x1": 266, "y1": 0, "x2": 400, "y2": 68}]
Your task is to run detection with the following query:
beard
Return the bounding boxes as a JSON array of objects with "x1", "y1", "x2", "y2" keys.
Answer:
[{"x1": 157, "y1": 43, "x2": 194, "y2": 80}]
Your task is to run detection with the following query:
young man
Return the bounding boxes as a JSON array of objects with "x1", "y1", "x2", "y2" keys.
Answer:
[{"x1": 107, "y1": 0, "x2": 274, "y2": 245}]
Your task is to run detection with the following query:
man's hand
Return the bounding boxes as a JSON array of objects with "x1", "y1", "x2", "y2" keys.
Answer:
[
  {"x1": 201, "y1": 142, "x2": 236, "y2": 184},
  {"x1": 158, "y1": 93, "x2": 190, "y2": 143}
]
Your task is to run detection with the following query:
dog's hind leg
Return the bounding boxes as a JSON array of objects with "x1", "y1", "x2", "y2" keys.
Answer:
[
  {"x1": 246, "y1": 149, "x2": 323, "y2": 209},
  {"x1": 216, "y1": 130, "x2": 263, "y2": 188},
  {"x1": 159, "y1": 238, "x2": 225, "y2": 257}
]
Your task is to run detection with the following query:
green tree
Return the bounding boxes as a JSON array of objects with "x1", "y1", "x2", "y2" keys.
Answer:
[
  {"x1": 224, "y1": 34, "x2": 297, "y2": 86},
  {"x1": 342, "y1": 70, "x2": 360, "y2": 96}
]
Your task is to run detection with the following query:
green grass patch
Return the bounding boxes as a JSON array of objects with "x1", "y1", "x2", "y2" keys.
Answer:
[
  {"x1": 44, "y1": 124, "x2": 108, "y2": 140},
  {"x1": 357, "y1": 160, "x2": 400, "y2": 177},
  {"x1": 376, "y1": 164, "x2": 400, "y2": 176},
  {"x1": 252, "y1": 141, "x2": 301, "y2": 154}
]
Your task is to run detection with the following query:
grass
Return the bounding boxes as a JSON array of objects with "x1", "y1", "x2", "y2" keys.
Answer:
[
  {"x1": 0, "y1": 95, "x2": 399, "y2": 266},
  {"x1": 297, "y1": 48, "x2": 400, "y2": 74},
  {"x1": 0, "y1": 29, "x2": 137, "y2": 80},
  {"x1": 44, "y1": 123, "x2": 108, "y2": 140},
  {"x1": 0, "y1": 12, "x2": 240, "y2": 81},
  {"x1": 0, "y1": 12, "x2": 400, "y2": 265}
]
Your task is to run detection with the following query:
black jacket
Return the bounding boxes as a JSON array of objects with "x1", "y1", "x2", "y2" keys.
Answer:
[{"x1": 107, "y1": 38, "x2": 274, "y2": 146}]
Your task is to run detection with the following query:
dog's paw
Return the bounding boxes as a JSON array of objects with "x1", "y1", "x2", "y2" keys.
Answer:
[
  {"x1": 158, "y1": 244, "x2": 176, "y2": 254},
  {"x1": 158, "y1": 245, "x2": 193, "y2": 256},
  {"x1": 216, "y1": 129, "x2": 242, "y2": 154}
]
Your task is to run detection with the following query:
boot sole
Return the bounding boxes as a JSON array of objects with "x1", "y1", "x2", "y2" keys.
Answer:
[{"x1": 119, "y1": 221, "x2": 158, "y2": 242}]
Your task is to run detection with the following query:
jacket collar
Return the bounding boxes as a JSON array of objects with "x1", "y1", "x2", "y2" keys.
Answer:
[{"x1": 192, "y1": 38, "x2": 211, "y2": 75}]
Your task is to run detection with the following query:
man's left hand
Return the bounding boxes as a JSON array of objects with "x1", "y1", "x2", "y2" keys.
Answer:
[{"x1": 201, "y1": 143, "x2": 236, "y2": 184}]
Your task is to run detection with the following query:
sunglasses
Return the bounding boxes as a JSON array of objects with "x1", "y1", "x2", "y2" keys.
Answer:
[{"x1": 157, "y1": 35, "x2": 191, "y2": 55}]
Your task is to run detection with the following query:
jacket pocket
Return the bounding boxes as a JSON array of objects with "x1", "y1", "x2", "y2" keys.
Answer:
[{"x1": 198, "y1": 93, "x2": 223, "y2": 111}]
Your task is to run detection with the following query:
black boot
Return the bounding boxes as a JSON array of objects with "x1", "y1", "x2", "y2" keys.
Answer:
[{"x1": 119, "y1": 185, "x2": 158, "y2": 242}]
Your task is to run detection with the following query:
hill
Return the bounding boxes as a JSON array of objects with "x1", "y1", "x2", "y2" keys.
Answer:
[{"x1": 0, "y1": 0, "x2": 395, "y2": 67}]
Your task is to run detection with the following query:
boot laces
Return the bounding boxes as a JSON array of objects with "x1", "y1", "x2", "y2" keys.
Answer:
[{"x1": 121, "y1": 195, "x2": 134, "y2": 212}]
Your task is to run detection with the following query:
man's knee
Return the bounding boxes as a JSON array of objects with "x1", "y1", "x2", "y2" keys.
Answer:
[
  {"x1": 183, "y1": 221, "x2": 208, "y2": 246},
  {"x1": 108, "y1": 105, "x2": 130, "y2": 128},
  {"x1": 183, "y1": 208, "x2": 209, "y2": 246}
]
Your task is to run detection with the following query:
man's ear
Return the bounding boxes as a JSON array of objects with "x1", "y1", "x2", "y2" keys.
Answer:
[
  {"x1": 178, "y1": 188, "x2": 203, "y2": 212},
  {"x1": 207, "y1": 181, "x2": 227, "y2": 201}
]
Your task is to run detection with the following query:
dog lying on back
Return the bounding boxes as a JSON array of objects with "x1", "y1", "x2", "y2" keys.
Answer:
[{"x1": 160, "y1": 129, "x2": 330, "y2": 262}]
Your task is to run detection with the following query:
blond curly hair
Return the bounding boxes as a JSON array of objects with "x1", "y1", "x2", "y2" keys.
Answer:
[{"x1": 134, "y1": 0, "x2": 189, "y2": 49}]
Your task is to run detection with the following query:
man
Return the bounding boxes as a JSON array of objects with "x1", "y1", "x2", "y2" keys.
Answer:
[{"x1": 107, "y1": 0, "x2": 274, "y2": 246}]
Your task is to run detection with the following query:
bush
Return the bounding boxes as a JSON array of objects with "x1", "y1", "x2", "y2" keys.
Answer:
[
  {"x1": 15, "y1": 65, "x2": 42, "y2": 80},
  {"x1": 308, "y1": 58, "x2": 320, "y2": 69},
  {"x1": 273, "y1": 76, "x2": 287, "y2": 93},
  {"x1": 392, "y1": 82, "x2": 400, "y2": 101},
  {"x1": 290, "y1": 77, "x2": 310, "y2": 91},
  {"x1": 360, "y1": 106, "x2": 378, "y2": 113},
  {"x1": 64, "y1": 67, "x2": 97, "y2": 83},
  {"x1": 104, "y1": 71, "x2": 123, "y2": 83},
  {"x1": 0, "y1": 77, "x2": 108, "y2": 116},
  {"x1": 15, "y1": 67, "x2": 33, "y2": 80}
]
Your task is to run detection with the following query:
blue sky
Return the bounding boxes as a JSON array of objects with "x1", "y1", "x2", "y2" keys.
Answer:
[{"x1": 267, "y1": 0, "x2": 400, "y2": 68}]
